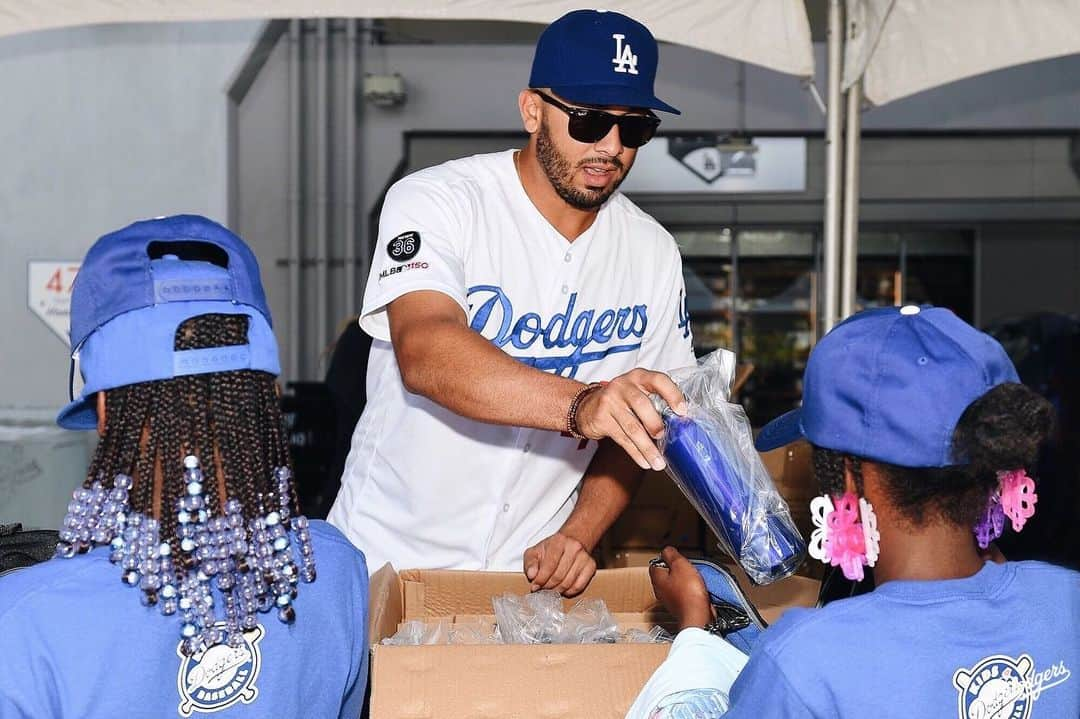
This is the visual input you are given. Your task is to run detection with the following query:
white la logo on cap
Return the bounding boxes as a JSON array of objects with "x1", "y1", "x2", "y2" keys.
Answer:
[{"x1": 611, "y1": 34, "x2": 639, "y2": 75}]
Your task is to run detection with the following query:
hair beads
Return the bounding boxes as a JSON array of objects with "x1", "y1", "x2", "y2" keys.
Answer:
[{"x1": 56, "y1": 455, "x2": 316, "y2": 655}]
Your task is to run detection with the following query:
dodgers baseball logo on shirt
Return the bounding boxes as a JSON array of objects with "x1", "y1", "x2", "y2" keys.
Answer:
[
  {"x1": 952, "y1": 653, "x2": 1072, "y2": 719},
  {"x1": 177, "y1": 623, "x2": 265, "y2": 716},
  {"x1": 468, "y1": 285, "x2": 647, "y2": 377}
]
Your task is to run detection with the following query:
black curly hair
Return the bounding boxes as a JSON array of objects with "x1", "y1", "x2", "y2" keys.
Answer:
[
  {"x1": 813, "y1": 383, "x2": 1054, "y2": 528},
  {"x1": 86, "y1": 312, "x2": 294, "y2": 549}
]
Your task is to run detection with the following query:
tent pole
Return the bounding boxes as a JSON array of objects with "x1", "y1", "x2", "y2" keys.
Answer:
[
  {"x1": 344, "y1": 19, "x2": 358, "y2": 319},
  {"x1": 841, "y1": 78, "x2": 862, "y2": 320},
  {"x1": 315, "y1": 19, "x2": 330, "y2": 367},
  {"x1": 287, "y1": 19, "x2": 302, "y2": 381},
  {"x1": 823, "y1": 0, "x2": 844, "y2": 335}
]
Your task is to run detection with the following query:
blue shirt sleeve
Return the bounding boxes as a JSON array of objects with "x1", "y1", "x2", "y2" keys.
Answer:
[
  {"x1": 723, "y1": 649, "x2": 817, "y2": 719},
  {"x1": 338, "y1": 547, "x2": 370, "y2": 719}
]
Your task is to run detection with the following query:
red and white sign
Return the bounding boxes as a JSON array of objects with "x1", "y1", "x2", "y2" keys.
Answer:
[{"x1": 28, "y1": 261, "x2": 80, "y2": 346}]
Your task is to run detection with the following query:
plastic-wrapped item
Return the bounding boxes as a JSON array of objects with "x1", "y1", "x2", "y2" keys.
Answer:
[
  {"x1": 559, "y1": 598, "x2": 619, "y2": 644},
  {"x1": 657, "y1": 350, "x2": 806, "y2": 584},
  {"x1": 383, "y1": 592, "x2": 673, "y2": 645},
  {"x1": 622, "y1": 626, "x2": 674, "y2": 644},
  {"x1": 448, "y1": 618, "x2": 501, "y2": 645},
  {"x1": 381, "y1": 619, "x2": 451, "y2": 646},
  {"x1": 492, "y1": 590, "x2": 565, "y2": 644}
]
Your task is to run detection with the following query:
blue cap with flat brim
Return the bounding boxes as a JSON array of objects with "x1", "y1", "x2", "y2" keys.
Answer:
[
  {"x1": 530, "y1": 9, "x2": 680, "y2": 115},
  {"x1": 57, "y1": 215, "x2": 279, "y2": 430},
  {"x1": 754, "y1": 305, "x2": 1020, "y2": 468}
]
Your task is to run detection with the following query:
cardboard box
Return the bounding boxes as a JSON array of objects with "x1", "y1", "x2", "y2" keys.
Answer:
[
  {"x1": 367, "y1": 564, "x2": 820, "y2": 718},
  {"x1": 605, "y1": 470, "x2": 703, "y2": 550},
  {"x1": 759, "y1": 441, "x2": 816, "y2": 542},
  {"x1": 606, "y1": 547, "x2": 664, "y2": 569}
]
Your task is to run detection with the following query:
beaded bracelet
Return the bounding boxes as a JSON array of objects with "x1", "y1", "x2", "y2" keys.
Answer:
[{"x1": 566, "y1": 382, "x2": 606, "y2": 439}]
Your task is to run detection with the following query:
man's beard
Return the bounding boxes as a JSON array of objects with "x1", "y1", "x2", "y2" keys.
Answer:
[{"x1": 535, "y1": 120, "x2": 627, "y2": 211}]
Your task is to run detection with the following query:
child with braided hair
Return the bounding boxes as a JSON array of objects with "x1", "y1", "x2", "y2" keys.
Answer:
[
  {"x1": 632, "y1": 306, "x2": 1079, "y2": 718},
  {"x1": 0, "y1": 216, "x2": 369, "y2": 718}
]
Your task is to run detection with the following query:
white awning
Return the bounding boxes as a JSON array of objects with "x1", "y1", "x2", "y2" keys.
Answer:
[
  {"x1": 844, "y1": 0, "x2": 1080, "y2": 106},
  {"x1": 0, "y1": 0, "x2": 815, "y2": 77}
]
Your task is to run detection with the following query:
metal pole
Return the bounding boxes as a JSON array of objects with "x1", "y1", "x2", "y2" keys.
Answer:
[
  {"x1": 840, "y1": 78, "x2": 862, "y2": 319},
  {"x1": 822, "y1": 0, "x2": 844, "y2": 334},
  {"x1": 344, "y1": 19, "x2": 358, "y2": 318},
  {"x1": 287, "y1": 19, "x2": 302, "y2": 381},
  {"x1": 315, "y1": 19, "x2": 330, "y2": 362}
]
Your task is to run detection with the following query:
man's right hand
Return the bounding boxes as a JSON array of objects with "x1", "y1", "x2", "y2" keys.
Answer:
[{"x1": 574, "y1": 368, "x2": 687, "y2": 471}]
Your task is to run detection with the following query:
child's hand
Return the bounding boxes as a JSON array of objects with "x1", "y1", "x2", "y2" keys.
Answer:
[{"x1": 649, "y1": 546, "x2": 714, "y2": 631}]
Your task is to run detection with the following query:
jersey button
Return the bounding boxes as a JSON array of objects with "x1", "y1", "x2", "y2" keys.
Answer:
[
  {"x1": 502, "y1": 503, "x2": 511, "y2": 513},
  {"x1": 560, "y1": 284, "x2": 569, "y2": 294},
  {"x1": 523, "y1": 443, "x2": 532, "y2": 453},
  {"x1": 563, "y1": 251, "x2": 572, "y2": 263}
]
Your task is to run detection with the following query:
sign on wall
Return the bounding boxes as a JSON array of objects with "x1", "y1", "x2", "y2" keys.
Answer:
[
  {"x1": 28, "y1": 261, "x2": 81, "y2": 346},
  {"x1": 620, "y1": 136, "x2": 806, "y2": 194}
]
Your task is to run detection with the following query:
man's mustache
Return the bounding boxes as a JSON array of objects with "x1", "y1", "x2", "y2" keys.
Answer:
[{"x1": 576, "y1": 157, "x2": 624, "y2": 171}]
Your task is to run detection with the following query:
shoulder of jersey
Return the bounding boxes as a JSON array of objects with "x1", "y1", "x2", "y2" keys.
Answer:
[
  {"x1": 608, "y1": 193, "x2": 679, "y2": 253},
  {"x1": 0, "y1": 552, "x2": 110, "y2": 618},
  {"x1": 391, "y1": 151, "x2": 506, "y2": 201},
  {"x1": 753, "y1": 591, "x2": 882, "y2": 660},
  {"x1": 1010, "y1": 559, "x2": 1080, "y2": 587},
  {"x1": 308, "y1": 520, "x2": 369, "y2": 569}
]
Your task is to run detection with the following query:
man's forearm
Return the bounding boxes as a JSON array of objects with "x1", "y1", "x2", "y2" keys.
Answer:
[
  {"x1": 394, "y1": 314, "x2": 585, "y2": 431},
  {"x1": 560, "y1": 440, "x2": 646, "y2": 551}
]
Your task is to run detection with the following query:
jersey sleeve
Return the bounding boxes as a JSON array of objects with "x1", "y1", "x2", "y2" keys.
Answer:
[
  {"x1": 723, "y1": 648, "x2": 818, "y2": 719},
  {"x1": 359, "y1": 177, "x2": 471, "y2": 342},
  {"x1": 624, "y1": 628, "x2": 747, "y2": 719},
  {"x1": 637, "y1": 236, "x2": 695, "y2": 375}
]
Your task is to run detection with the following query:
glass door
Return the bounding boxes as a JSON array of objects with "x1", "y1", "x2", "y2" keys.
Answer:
[{"x1": 676, "y1": 226, "x2": 974, "y2": 427}]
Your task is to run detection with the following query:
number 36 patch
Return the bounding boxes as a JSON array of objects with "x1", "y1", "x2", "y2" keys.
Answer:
[{"x1": 387, "y1": 231, "x2": 421, "y2": 262}]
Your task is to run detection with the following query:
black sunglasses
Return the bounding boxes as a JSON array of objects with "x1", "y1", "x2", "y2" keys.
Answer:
[{"x1": 533, "y1": 91, "x2": 660, "y2": 149}]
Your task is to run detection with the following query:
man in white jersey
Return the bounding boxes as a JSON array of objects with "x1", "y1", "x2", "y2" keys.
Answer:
[{"x1": 329, "y1": 9, "x2": 695, "y2": 595}]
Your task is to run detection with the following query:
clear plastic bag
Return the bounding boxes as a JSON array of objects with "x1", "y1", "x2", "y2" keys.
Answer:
[
  {"x1": 656, "y1": 349, "x2": 806, "y2": 584},
  {"x1": 384, "y1": 592, "x2": 673, "y2": 645},
  {"x1": 559, "y1": 598, "x2": 619, "y2": 644},
  {"x1": 381, "y1": 619, "x2": 451, "y2": 646},
  {"x1": 622, "y1": 626, "x2": 674, "y2": 644},
  {"x1": 492, "y1": 590, "x2": 565, "y2": 644}
]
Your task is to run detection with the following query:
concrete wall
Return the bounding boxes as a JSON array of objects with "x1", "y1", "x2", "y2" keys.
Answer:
[{"x1": 0, "y1": 21, "x2": 261, "y2": 418}]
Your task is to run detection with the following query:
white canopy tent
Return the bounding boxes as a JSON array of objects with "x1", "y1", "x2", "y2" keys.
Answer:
[
  {"x1": 826, "y1": 0, "x2": 1080, "y2": 331},
  {"x1": 10, "y1": 1, "x2": 1076, "y2": 336},
  {"x1": 844, "y1": 0, "x2": 1080, "y2": 108},
  {"x1": 0, "y1": 0, "x2": 815, "y2": 77}
]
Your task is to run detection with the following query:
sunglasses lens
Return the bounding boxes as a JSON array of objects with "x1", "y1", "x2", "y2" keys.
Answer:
[
  {"x1": 567, "y1": 110, "x2": 658, "y2": 149},
  {"x1": 617, "y1": 116, "x2": 659, "y2": 148},
  {"x1": 568, "y1": 112, "x2": 617, "y2": 145}
]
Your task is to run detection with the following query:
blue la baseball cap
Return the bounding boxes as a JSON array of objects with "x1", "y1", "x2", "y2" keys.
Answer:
[
  {"x1": 529, "y1": 9, "x2": 679, "y2": 115},
  {"x1": 755, "y1": 305, "x2": 1020, "y2": 468},
  {"x1": 57, "y1": 215, "x2": 280, "y2": 430}
]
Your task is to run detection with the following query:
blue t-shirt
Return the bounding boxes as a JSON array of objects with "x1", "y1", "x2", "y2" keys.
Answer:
[
  {"x1": 725, "y1": 561, "x2": 1079, "y2": 718},
  {"x1": 0, "y1": 520, "x2": 369, "y2": 719}
]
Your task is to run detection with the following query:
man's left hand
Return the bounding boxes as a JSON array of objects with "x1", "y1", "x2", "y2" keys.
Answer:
[{"x1": 523, "y1": 532, "x2": 597, "y2": 597}]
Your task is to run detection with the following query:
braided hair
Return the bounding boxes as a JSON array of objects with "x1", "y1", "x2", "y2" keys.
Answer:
[
  {"x1": 60, "y1": 312, "x2": 315, "y2": 655},
  {"x1": 87, "y1": 312, "x2": 293, "y2": 530},
  {"x1": 812, "y1": 383, "x2": 1054, "y2": 528}
]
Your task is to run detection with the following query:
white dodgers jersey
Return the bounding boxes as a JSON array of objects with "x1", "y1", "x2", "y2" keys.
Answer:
[{"x1": 328, "y1": 150, "x2": 694, "y2": 572}]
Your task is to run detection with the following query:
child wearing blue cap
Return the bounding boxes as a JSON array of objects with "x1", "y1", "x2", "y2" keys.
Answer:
[
  {"x1": 632, "y1": 306, "x2": 1079, "y2": 718},
  {"x1": 0, "y1": 216, "x2": 369, "y2": 718}
]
